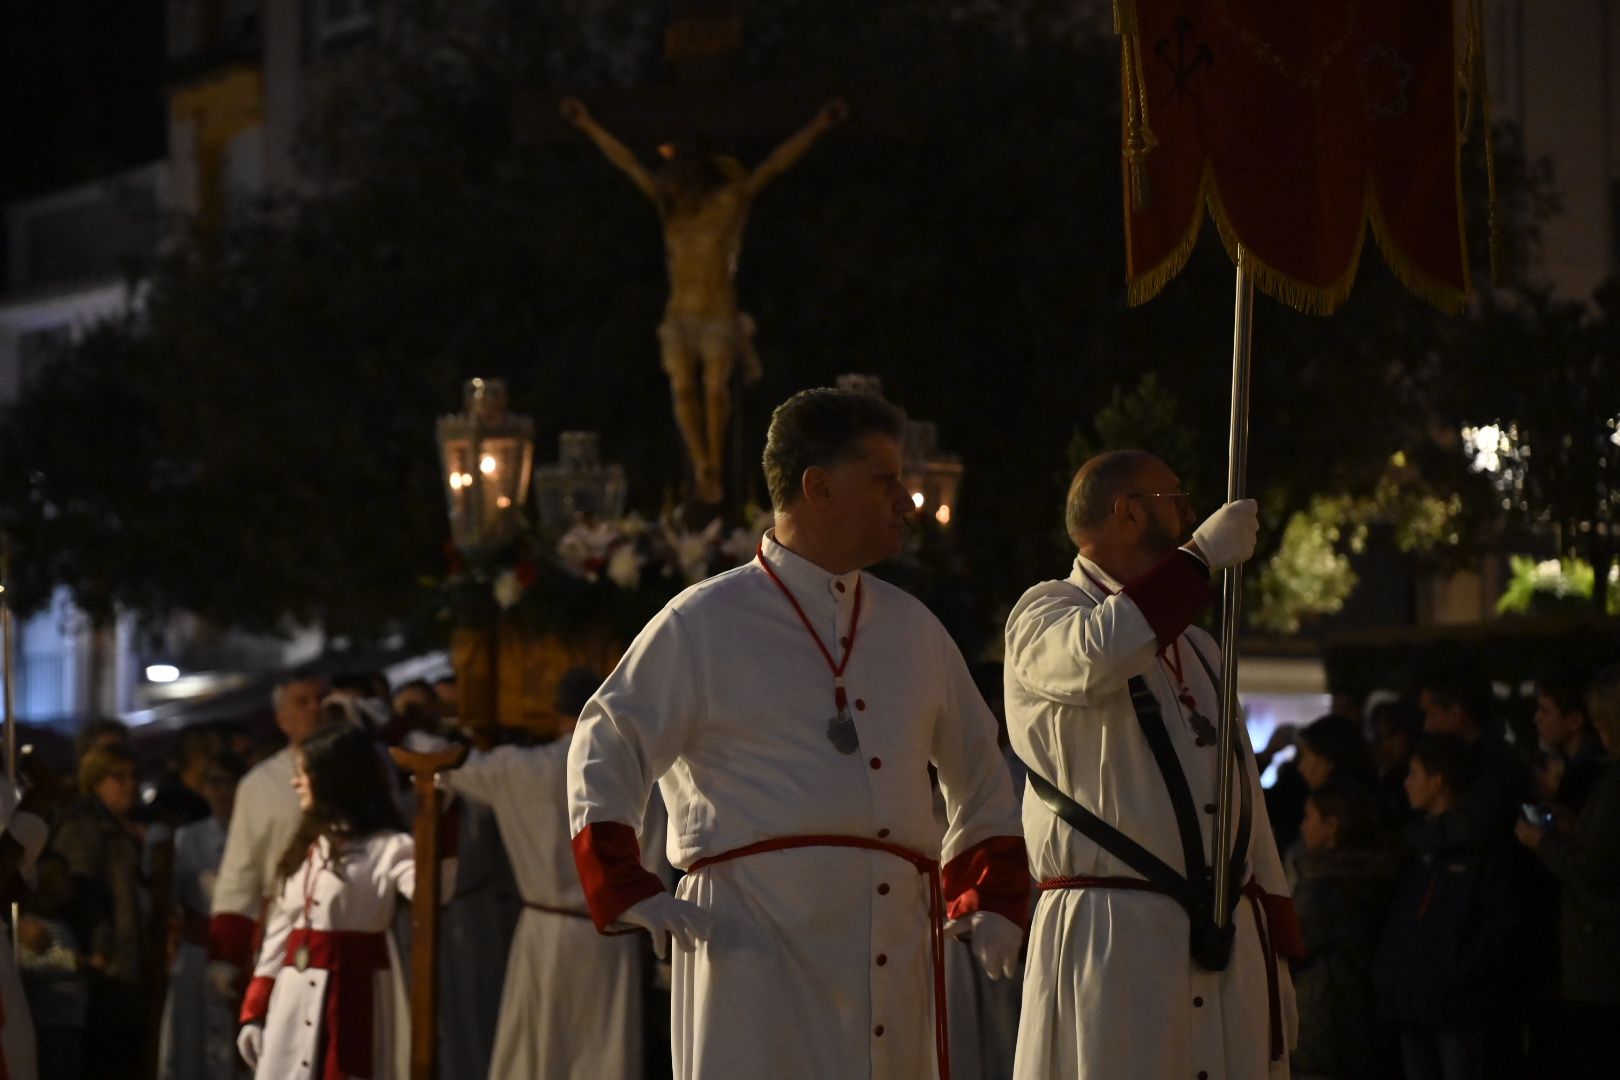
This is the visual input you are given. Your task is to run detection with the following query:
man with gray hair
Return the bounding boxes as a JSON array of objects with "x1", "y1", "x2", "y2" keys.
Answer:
[
  {"x1": 568, "y1": 388, "x2": 1027, "y2": 1079},
  {"x1": 205, "y1": 674, "x2": 325, "y2": 1000},
  {"x1": 1006, "y1": 449, "x2": 1298, "y2": 1078}
]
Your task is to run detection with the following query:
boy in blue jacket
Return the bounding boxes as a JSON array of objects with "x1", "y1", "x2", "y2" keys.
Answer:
[{"x1": 1374, "y1": 733, "x2": 1524, "y2": 1080}]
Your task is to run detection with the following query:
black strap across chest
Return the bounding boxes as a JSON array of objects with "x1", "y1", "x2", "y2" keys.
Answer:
[{"x1": 1023, "y1": 613, "x2": 1254, "y2": 970}]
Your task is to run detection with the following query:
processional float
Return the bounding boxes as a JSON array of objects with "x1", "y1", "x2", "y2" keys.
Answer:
[{"x1": 1110, "y1": 0, "x2": 1494, "y2": 943}]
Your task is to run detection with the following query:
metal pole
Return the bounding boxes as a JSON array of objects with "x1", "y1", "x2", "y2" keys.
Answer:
[
  {"x1": 2, "y1": 543, "x2": 17, "y2": 958},
  {"x1": 1212, "y1": 248, "x2": 1255, "y2": 930}
]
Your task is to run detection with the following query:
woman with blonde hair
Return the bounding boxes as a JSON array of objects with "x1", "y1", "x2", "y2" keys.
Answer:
[{"x1": 49, "y1": 740, "x2": 146, "y2": 1078}]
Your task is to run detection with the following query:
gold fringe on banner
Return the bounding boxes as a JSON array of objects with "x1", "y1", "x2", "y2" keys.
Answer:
[{"x1": 1126, "y1": 165, "x2": 1470, "y2": 316}]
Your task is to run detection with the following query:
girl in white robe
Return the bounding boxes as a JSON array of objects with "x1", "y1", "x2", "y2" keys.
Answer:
[{"x1": 236, "y1": 723, "x2": 414, "y2": 1080}]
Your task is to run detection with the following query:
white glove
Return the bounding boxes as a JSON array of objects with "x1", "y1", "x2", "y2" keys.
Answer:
[
  {"x1": 236, "y1": 1023, "x2": 264, "y2": 1070},
  {"x1": 1190, "y1": 499, "x2": 1259, "y2": 570},
  {"x1": 945, "y1": 911, "x2": 1024, "y2": 981},
  {"x1": 207, "y1": 960, "x2": 241, "y2": 1001},
  {"x1": 621, "y1": 892, "x2": 714, "y2": 961}
]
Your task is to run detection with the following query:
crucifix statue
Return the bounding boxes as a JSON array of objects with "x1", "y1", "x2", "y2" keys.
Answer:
[{"x1": 559, "y1": 94, "x2": 848, "y2": 506}]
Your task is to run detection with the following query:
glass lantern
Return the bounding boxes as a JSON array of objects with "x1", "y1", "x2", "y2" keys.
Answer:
[
  {"x1": 436, "y1": 378, "x2": 535, "y2": 554},
  {"x1": 901, "y1": 419, "x2": 963, "y2": 526},
  {"x1": 532, "y1": 431, "x2": 628, "y2": 531}
]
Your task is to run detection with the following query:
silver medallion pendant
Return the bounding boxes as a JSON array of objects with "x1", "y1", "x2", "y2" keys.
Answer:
[
  {"x1": 826, "y1": 710, "x2": 860, "y2": 755},
  {"x1": 1188, "y1": 712, "x2": 1219, "y2": 745},
  {"x1": 294, "y1": 944, "x2": 311, "y2": 972}
]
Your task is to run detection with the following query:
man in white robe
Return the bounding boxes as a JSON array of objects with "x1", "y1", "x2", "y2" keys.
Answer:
[
  {"x1": 206, "y1": 676, "x2": 326, "y2": 996},
  {"x1": 1006, "y1": 449, "x2": 1300, "y2": 1079},
  {"x1": 443, "y1": 667, "x2": 657, "y2": 1080},
  {"x1": 568, "y1": 388, "x2": 1029, "y2": 1080}
]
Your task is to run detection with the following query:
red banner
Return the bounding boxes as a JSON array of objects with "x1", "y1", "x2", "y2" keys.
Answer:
[{"x1": 1121, "y1": 0, "x2": 1475, "y2": 314}]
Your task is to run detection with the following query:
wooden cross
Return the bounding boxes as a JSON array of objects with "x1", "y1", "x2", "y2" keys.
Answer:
[{"x1": 389, "y1": 743, "x2": 468, "y2": 1080}]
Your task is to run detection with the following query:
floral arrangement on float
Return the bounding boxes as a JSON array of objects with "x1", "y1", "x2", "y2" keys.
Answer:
[
  {"x1": 439, "y1": 505, "x2": 774, "y2": 639},
  {"x1": 434, "y1": 506, "x2": 772, "y2": 735}
]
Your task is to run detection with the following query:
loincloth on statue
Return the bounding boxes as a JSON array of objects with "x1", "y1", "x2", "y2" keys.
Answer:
[{"x1": 657, "y1": 312, "x2": 762, "y2": 384}]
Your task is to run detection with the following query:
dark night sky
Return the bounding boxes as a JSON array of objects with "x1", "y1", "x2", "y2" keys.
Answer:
[{"x1": 0, "y1": 0, "x2": 168, "y2": 204}]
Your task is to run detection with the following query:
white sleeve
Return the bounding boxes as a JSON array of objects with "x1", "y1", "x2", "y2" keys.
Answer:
[
  {"x1": 1003, "y1": 588, "x2": 1157, "y2": 705},
  {"x1": 442, "y1": 747, "x2": 511, "y2": 807},
  {"x1": 383, "y1": 832, "x2": 418, "y2": 902},
  {"x1": 251, "y1": 878, "x2": 293, "y2": 983},
  {"x1": 211, "y1": 775, "x2": 270, "y2": 921},
  {"x1": 931, "y1": 627, "x2": 1022, "y2": 862},
  {"x1": 567, "y1": 606, "x2": 704, "y2": 835}
]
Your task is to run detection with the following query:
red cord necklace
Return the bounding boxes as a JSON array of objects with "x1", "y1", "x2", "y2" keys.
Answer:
[{"x1": 756, "y1": 542, "x2": 864, "y2": 754}]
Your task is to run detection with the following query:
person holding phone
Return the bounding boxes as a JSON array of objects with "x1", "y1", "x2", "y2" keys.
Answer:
[{"x1": 1516, "y1": 665, "x2": 1620, "y2": 1079}]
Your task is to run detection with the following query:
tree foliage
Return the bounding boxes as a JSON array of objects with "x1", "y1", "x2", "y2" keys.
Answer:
[{"x1": 0, "y1": 1, "x2": 1591, "y2": 644}]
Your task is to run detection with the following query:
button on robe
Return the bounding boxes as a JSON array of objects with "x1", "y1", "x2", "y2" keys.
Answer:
[
  {"x1": 569, "y1": 532, "x2": 1027, "y2": 1080},
  {"x1": 1005, "y1": 553, "x2": 1298, "y2": 1079}
]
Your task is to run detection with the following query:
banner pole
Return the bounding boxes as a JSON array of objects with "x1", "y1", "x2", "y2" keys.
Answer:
[
  {"x1": 2, "y1": 542, "x2": 17, "y2": 960},
  {"x1": 1213, "y1": 246, "x2": 1255, "y2": 930}
]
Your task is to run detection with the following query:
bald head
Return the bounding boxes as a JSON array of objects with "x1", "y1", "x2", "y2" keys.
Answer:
[{"x1": 1065, "y1": 450, "x2": 1160, "y2": 546}]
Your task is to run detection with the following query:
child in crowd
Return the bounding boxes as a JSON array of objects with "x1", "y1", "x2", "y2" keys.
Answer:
[
  {"x1": 160, "y1": 751, "x2": 248, "y2": 1079},
  {"x1": 18, "y1": 851, "x2": 90, "y2": 1079},
  {"x1": 1290, "y1": 778, "x2": 1398, "y2": 1079},
  {"x1": 1374, "y1": 734, "x2": 1522, "y2": 1080},
  {"x1": 235, "y1": 724, "x2": 414, "y2": 1078}
]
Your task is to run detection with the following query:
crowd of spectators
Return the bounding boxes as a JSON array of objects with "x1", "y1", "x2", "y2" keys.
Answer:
[
  {"x1": 6, "y1": 669, "x2": 465, "y2": 1079},
  {"x1": 1273, "y1": 666, "x2": 1620, "y2": 1080},
  {"x1": 4, "y1": 656, "x2": 1617, "y2": 1079}
]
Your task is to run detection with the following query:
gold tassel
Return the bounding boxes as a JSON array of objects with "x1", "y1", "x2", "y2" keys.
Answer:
[{"x1": 1117, "y1": 0, "x2": 1157, "y2": 210}]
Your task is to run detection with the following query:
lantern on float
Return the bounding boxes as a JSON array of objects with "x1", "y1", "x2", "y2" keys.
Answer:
[{"x1": 436, "y1": 378, "x2": 534, "y2": 554}]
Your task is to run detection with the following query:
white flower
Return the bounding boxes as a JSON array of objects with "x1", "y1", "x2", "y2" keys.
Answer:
[
  {"x1": 557, "y1": 519, "x2": 620, "y2": 577},
  {"x1": 605, "y1": 544, "x2": 643, "y2": 590},
  {"x1": 493, "y1": 570, "x2": 524, "y2": 610},
  {"x1": 666, "y1": 517, "x2": 724, "y2": 584}
]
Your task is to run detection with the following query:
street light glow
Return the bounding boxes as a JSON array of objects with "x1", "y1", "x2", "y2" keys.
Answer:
[
  {"x1": 146, "y1": 664, "x2": 180, "y2": 683},
  {"x1": 935, "y1": 504, "x2": 952, "y2": 525},
  {"x1": 911, "y1": 492, "x2": 925, "y2": 509},
  {"x1": 480, "y1": 454, "x2": 498, "y2": 475}
]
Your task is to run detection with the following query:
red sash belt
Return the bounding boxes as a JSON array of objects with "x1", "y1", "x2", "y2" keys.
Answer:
[
  {"x1": 283, "y1": 928, "x2": 391, "y2": 1080},
  {"x1": 1038, "y1": 874, "x2": 1287, "y2": 1062},
  {"x1": 688, "y1": 835, "x2": 952, "y2": 1080}
]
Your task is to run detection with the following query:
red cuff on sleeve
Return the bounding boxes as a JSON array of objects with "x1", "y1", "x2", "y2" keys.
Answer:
[
  {"x1": 1122, "y1": 550, "x2": 1215, "y2": 647},
  {"x1": 571, "y1": 821, "x2": 666, "y2": 933},
  {"x1": 239, "y1": 975, "x2": 275, "y2": 1025},
  {"x1": 208, "y1": 912, "x2": 257, "y2": 967},
  {"x1": 941, "y1": 835, "x2": 1030, "y2": 926},
  {"x1": 1262, "y1": 892, "x2": 1304, "y2": 963}
]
